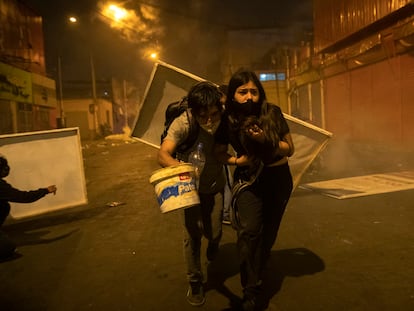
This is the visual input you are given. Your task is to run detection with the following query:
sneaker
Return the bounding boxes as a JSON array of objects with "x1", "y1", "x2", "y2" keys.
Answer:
[
  {"x1": 206, "y1": 241, "x2": 219, "y2": 261},
  {"x1": 186, "y1": 281, "x2": 205, "y2": 306}
]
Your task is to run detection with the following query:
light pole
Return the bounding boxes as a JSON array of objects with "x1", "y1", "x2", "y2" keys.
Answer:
[
  {"x1": 57, "y1": 55, "x2": 65, "y2": 128},
  {"x1": 56, "y1": 16, "x2": 79, "y2": 129},
  {"x1": 62, "y1": 15, "x2": 99, "y2": 139},
  {"x1": 123, "y1": 79, "x2": 128, "y2": 129},
  {"x1": 90, "y1": 53, "x2": 98, "y2": 139}
]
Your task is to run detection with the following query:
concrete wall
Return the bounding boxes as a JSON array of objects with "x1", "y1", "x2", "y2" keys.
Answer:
[{"x1": 62, "y1": 98, "x2": 113, "y2": 140}]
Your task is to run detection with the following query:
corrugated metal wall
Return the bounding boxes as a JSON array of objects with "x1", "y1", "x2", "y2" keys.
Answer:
[
  {"x1": 324, "y1": 53, "x2": 414, "y2": 145},
  {"x1": 314, "y1": 0, "x2": 412, "y2": 52}
]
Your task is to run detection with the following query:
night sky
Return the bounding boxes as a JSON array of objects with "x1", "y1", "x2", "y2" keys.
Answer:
[{"x1": 22, "y1": 0, "x2": 312, "y2": 88}]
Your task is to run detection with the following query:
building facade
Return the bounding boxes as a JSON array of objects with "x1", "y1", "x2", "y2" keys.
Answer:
[
  {"x1": 0, "y1": 0, "x2": 58, "y2": 135},
  {"x1": 63, "y1": 98, "x2": 113, "y2": 140},
  {"x1": 0, "y1": 0, "x2": 116, "y2": 139},
  {"x1": 292, "y1": 0, "x2": 414, "y2": 148}
]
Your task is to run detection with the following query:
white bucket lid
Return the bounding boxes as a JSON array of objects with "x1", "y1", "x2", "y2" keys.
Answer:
[{"x1": 149, "y1": 163, "x2": 194, "y2": 185}]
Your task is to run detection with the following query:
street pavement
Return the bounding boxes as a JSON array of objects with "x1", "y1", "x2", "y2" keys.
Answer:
[{"x1": 0, "y1": 137, "x2": 413, "y2": 311}]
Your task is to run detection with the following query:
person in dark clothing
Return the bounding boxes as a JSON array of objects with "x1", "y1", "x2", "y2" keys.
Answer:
[
  {"x1": 214, "y1": 69, "x2": 294, "y2": 311},
  {"x1": 0, "y1": 155, "x2": 57, "y2": 259},
  {"x1": 157, "y1": 82, "x2": 225, "y2": 307}
]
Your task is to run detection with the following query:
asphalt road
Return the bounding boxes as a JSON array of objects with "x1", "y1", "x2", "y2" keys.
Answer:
[{"x1": 0, "y1": 138, "x2": 413, "y2": 311}]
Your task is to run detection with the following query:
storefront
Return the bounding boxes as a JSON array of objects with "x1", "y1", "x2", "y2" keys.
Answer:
[{"x1": 0, "y1": 62, "x2": 57, "y2": 135}]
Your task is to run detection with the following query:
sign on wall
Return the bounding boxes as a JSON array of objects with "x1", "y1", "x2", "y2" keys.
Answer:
[{"x1": 0, "y1": 62, "x2": 32, "y2": 103}]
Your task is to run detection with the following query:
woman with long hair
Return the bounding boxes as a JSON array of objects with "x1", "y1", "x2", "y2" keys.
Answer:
[{"x1": 214, "y1": 69, "x2": 294, "y2": 310}]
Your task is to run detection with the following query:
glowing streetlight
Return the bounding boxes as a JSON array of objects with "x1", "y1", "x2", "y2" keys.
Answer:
[{"x1": 68, "y1": 16, "x2": 77, "y2": 23}]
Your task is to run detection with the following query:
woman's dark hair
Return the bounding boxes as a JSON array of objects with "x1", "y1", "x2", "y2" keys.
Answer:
[
  {"x1": 226, "y1": 69, "x2": 282, "y2": 159},
  {"x1": 187, "y1": 81, "x2": 223, "y2": 116},
  {"x1": 225, "y1": 68, "x2": 267, "y2": 116}
]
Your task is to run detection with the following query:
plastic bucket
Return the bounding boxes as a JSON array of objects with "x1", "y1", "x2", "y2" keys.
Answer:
[{"x1": 149, "y1": 163, "x2": 200, "y2": 213}]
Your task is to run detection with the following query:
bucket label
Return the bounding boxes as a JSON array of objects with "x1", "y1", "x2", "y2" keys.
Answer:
[
  {"x1": 179, "y1": 172, "x2": 191, "y2": 181},
  {"x1": 157, "y1": 181, "x2": 196, "y2": 206}
]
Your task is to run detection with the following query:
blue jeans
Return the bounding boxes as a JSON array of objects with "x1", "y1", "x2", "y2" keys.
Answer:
[{"x1": 183, "y1": 191, "x2": 224, "y2": 282}]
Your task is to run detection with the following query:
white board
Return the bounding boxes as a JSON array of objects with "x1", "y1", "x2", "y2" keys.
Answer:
[
  {"x1": 131, "y1": 61, "x2": 204, "y2": 148},
  {"x1": 284, "y1": 114, "x2": 332, "y2": 189},
  {"x1": 300, "y1": 170, "x2": 414, "y2": 199},
  {"x1": 0, "y1": 128, "x2": 88, "y2": 219}
]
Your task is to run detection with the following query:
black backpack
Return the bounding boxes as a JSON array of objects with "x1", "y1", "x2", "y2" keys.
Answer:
[{"x1": 160, "y1": 96, "x2": 199, "y2": 155}]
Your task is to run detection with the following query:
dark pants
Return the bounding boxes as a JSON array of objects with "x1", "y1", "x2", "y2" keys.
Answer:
[
  {"x1": 235, "y1": 163, "x2": 293, "y2": 297},
  {"x1": 0, "y1": 202, "x2": 11, "y2": 227},
  {"x1": 183, "y1": 191, "x2": 224, "y2": 282},
  {"x1": 0, "y1": 202, "x2": 15, "y2": 259}
]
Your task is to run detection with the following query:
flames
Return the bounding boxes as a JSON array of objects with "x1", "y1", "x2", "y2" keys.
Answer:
[{"x1": 97, "y1": 1, "x2": 163, "y2": 57}]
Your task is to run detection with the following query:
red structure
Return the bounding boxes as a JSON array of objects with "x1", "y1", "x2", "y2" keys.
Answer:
[{"x1": 291, "y1": 0, "x2": 414, "y2": 148}]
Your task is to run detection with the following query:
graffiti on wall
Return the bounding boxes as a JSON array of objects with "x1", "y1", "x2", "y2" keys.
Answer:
[{"x1": 0, "y1": 62, "x2": 32, "y2": 103}]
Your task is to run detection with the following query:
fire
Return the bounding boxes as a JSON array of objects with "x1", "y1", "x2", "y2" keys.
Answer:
[{"x1": 97, "y1": 1, "x2": 164, "y2": 46}]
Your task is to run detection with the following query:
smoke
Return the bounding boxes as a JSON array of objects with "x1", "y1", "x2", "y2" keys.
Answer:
[{"x1": 96, "y1": 1, "x2": 164, "y2": 46}]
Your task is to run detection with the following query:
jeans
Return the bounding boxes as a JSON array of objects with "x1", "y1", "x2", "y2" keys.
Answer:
[
  {"x1": 183, "y1": 191, "x2": 224, "y2": 283},
  {"x1": 235, "y1": 163, "x2": 293, "y2": 297}
]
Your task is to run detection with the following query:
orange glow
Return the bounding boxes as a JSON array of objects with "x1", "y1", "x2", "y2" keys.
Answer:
[{"x1": 107, "y1": 4, "x2": 128, "y2": 22}]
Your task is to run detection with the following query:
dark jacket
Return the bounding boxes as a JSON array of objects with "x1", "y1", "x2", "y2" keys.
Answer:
[{"x1": 0, "y1": 179, "x2": 48, "y2": 204}]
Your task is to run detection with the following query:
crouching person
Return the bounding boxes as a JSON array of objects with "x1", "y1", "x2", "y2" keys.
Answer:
[{"x1": 0, "y1": 155, "x2": 57, "y2": 260}]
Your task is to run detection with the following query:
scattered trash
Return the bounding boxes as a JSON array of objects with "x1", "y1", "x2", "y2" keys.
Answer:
[
  {"x1": 106, "y1": 201, "x2": 126, "y2": 207},
  {"x1": 342, "y1": 239, "x2": 353, "y2": 245}
]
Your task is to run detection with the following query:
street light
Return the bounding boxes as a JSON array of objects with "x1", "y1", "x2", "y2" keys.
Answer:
[
  {"x1": 60, "y1": 3, "x2": 160, "y2": 136},
  {"x1": 57, "y1": 55, "x2": 65, "y2": 128},
  {"x1": 57, "y1": 15, "x2": 99, "y2": 138},
  {"x1": 56, "y1": 15, "x2": 78, "y2": 128}
]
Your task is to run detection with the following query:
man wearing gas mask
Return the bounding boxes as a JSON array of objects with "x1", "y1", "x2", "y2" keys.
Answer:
[{"x1": 157, "y1": 81, "x2": 225, "y2": 307}]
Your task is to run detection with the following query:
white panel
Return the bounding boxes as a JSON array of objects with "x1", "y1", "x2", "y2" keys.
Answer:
[
  {"x1": 131, "y1": 61, "x2": 204, "y2": 148},
  {"x1": 0, "y1": 128, "x2": 88, "y2": 219}
]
